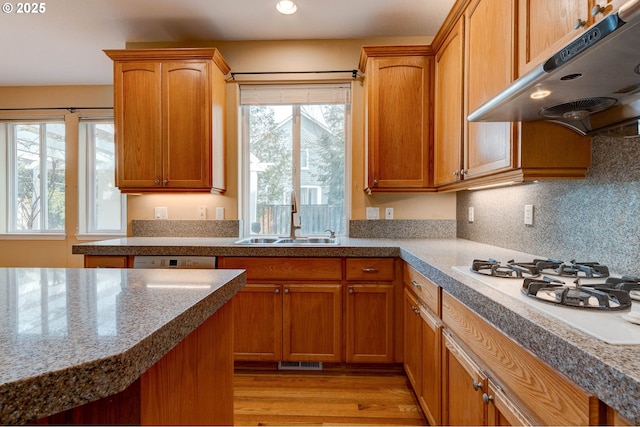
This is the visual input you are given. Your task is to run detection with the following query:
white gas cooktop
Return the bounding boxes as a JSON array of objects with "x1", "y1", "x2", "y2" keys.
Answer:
[{"x1": 452, "y1": 266, "x2": 640, "y2": 345}]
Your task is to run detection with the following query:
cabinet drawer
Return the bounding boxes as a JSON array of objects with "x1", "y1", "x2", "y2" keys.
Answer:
[
  {"x1": 221, "y1": 257, "x2": 342, "y2": 281},
  {"x1": 403, "y1": 263, "x2": 440, "y2": 316},
  {"x1": 84, "y1": 255, "x2": 130, "y2": 268},
  {"x1": 345, "y1": 258, "x2": 395, "y2": 281}
]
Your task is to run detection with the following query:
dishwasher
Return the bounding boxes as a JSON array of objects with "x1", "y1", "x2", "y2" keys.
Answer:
[{"x1": 132, "y1": 255, "x2": 217, "y2": 269}]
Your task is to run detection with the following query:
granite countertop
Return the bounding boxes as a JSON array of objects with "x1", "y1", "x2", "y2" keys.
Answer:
[
  {"x1": 0, "y1": 267, "x2": 245, "y2": 425},
  {"x1": 73, "y1": 236, "x2": 640, "y2": 423}
]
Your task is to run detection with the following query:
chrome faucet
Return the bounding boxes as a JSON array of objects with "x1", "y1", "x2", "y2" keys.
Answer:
[{"x1": 289, "y1": 190, "x2": 301, "y2": 239}]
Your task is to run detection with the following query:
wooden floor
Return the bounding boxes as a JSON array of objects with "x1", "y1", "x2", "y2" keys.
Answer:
[{"x1": 234, "y1": 367, "x2": 427, "y2": 426}]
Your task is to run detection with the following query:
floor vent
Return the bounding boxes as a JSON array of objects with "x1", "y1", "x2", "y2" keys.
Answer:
[{"x1": 277, "y1": 361, "x2": 323, "y2": 371}]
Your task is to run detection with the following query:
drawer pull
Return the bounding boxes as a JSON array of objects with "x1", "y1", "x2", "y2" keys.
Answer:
[
  {"x1": 362, "y1": 268, "x2": 379, "y2": 273},
  {"x1": 411, "y1": 280, "x2": 422, "y2": 289}
]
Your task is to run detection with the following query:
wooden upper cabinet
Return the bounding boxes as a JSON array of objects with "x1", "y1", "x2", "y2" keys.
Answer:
[
  {"x1": 518, "y1": 0, "x2": 590, "y2": 76},
  {"x1": 434, "y1": 17, "x2": 464, "y2": 187},
  {"x1": 105, "y1": 48, "x2": 230, "y2": 193},
  {"x1": 360, "y1": 46, "x2": 434, "y2": 192},
  {"x1": 464, "y1": 0, "x2": 516, "y2": 180}
]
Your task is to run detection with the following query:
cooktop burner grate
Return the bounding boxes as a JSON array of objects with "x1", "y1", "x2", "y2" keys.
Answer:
[
  {"x1": 521, "y1": 276, "x2": 632, "y2": 310},
  {"x1": 471, "y1": 259, "x2": 539, "y2": 278}
]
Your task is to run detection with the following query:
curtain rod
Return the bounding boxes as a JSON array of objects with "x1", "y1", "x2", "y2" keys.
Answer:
[
  {"x1": 229, "y1": 69, "x2": 360, "y2": 80},
  {"x1": 0, "y1": 107, "x2": 113, "y2": 113}
]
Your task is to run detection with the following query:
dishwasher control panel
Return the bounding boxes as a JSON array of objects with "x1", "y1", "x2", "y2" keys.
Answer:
[{"x1": 133, "y1": 256, "x2": 217, "y2": 269}]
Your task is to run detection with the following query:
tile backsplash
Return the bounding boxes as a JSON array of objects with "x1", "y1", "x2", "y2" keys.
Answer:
[{"x1": 457, "y1": 134, "x2": 640, "y2": 274}]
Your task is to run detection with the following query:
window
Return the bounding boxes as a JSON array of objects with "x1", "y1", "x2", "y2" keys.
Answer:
[
  {"x1": 240, "y1": 84, "x2": 350, "y2": 237},
  {"x1": 1, "y1": 121, "x2": 66, "y2": 234},
  {"x1": 78, "y1": 120, "x2": 126, "y2": 236}
]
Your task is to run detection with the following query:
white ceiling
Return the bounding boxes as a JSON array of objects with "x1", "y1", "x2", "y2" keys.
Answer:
[{"x1": 0, "y1": 0, "x2": 455, "y2": 86}]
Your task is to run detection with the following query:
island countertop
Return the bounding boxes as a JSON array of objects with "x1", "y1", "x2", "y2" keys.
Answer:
[
  {"x1": 0, "y1": 267, "x2": 245, "y2": 425},
  {"x1": 73, "y1": 236, "x2": 640, "y2": 423}
]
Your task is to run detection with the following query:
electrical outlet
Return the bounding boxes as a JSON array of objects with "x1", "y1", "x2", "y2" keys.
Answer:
[
  {"x1": 366, "y1": 207, "x2": 380, "y2": 220},
  {"x1": 524, "y1": 204, "x2": 534, "y2": 225},
  {"x1": 385, "y1": 207, "x2": 394, "y2": 220},
  {"x1": 468, "y1": 207, "x2": 474, "y2": 223},
  {"x1": 154, "y1": 207, "x2": 168, "y2": 220},
  {"x1": 216, "y1": 207, "x2": 225, "y2": 220},
  {"x1": 198, "y1": 206, "x2": 206, "y2": 220}
]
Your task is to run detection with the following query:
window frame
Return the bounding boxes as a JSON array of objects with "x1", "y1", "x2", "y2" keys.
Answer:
[
  {"x1": 239, "y1": 83, "x2": 352, "y2": 238},
  {"x1": 76, "y1": 119, "x2": 126, "y2": 239},
  {"x1": 1, "y1": 119, "x2": 67, "y2": 238}
]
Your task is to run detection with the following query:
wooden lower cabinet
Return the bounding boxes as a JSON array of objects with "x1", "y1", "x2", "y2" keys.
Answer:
[
  {"x1": 283, "y1": 283, "x2": 342, "y2": 362},
  {"x1": 345, "y1": 283, "x2": 394, "y2": 363},
  {"x1": 419, "y1": 303, "x2": 442, "y2": 426},
  {"x1": 403, "y1": 288, "x2": 422, "y2": 391},
  {"x1": 442, "y1": 293, "x2": 603, "y2": 425},
  {"x1": 233, "y1": 284, "x2": 283, "y2": 361}
]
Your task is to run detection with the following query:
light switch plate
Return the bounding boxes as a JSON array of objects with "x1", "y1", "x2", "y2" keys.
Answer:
[
  {"x1": 385, "y1": 207, "x2": 394, "y2": 220},
  {"x1": 154, "y1": 207, "x2": 168, "y2": 220},
  {"x1": 216, "y1": 207, "x2": 225, "y2": 220},
  {"x1": 366, "y1": 207, "x2": 380, "y2": 220},
  {"x1": 524, "y1": 204, "x2": 534, "y2": 225},
  {"x1": 468, "y1": 207, "x2": 474, "y2": 223}
]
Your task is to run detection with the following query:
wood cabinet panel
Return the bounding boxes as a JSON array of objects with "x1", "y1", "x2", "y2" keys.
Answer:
[
  {"x1": 442, "y1": 293, "x2": 602, "y2": 425},
  {"x1": 233, "y1": 284, "x2": 283, "y2": 361},
  {"x1": 360, "y1": 46, "x2": 434, "y2": 192},
  {"x1": 434, "y1": 16, "x2": 465, "y2": 187},
  {"x1": 403, "y1": 288, "x2": 422, "y2": 392},
  {"x1": 442, "y1": 331, "x2": 487, "y2": 426},
  {"x1": 222, "y1": 257, "x2": 342, "y2": 281},
  {"x1": 283, "y1": 284, "x2": 342, "y2": 362},
  {"x1": 345, "y1": 283, "x2": 395, "y2": 363},
  {"x1": 345, "y1": 258, "x2": 395, "y2": 281},
  {"x1": 419, "y1": 305, "x2": 442, "y2": 426}
]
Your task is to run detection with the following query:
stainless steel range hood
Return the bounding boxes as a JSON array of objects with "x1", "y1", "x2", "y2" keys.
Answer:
[{"x1": 468, "y1": 0, "x2": 640, "y2": 136}]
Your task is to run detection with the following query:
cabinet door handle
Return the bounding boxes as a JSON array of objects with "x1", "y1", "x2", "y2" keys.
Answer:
[
  {"x1": 163, "y1": 179, "x2": 168, "y2": 185},
  {"x1": 472, "y1": 380, "x2": 482, "y2": 391},
  {"x1": 453, "y1": 170, "x2": 459, "y2": 178},
  {"x1": 573, "y1": 18, "x2": 586, "y2": 29},
  {"x1": 411, "y1": 280, "x2": 422, "y2": 289},
  {"x1": 348, "y1": 288, "x2": 354, "y2": 295},
  {"x1": 275, "y1": 288, "x2": 280, "y2": 294},
  {"x1": 284, "y1": 288, "x2": 289, "y2": 294},
  {"x1": 373, "y1": 179, "x2": 378, "y2": 186},
  {"x1": 591, "y1": 4, "x2": 605, "y2": 16},
  {"x1": 154, "y1": 179, "x2": 161, "y2": 185},
  {"x1": 482, "y1": 393, "x2": 494, "y2": 404},
  {"x1": 362, "y1": 268, "x2": 379, "y2": 273}
]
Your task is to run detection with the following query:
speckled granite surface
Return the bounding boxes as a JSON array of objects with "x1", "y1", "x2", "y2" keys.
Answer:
[
  {"x1": 349, "y1": 219, "x2": 456, "y2": 238},
  {"x1": 72, "y1": 237, "x2": 640, "y2": 423},
  {"x1": 0, "y1": 267, "x2": 245, "y2": 424},
  {"x1": 132, "y1": 219, "x2": 240, "y2": 237}
]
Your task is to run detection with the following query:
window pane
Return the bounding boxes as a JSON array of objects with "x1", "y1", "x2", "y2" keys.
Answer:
[
  {"x1": 246, "y1": 101, "x2": 346, "y2": 236},
  {"x1": 92, "y1": 123, "x2": 122, "y2": 231},
  {"x1": 12, "y1": 123, "x2": 65, "y2": 232},
  {"x1": 45, "y1": 124, "x2": 66, "y2": 231}
]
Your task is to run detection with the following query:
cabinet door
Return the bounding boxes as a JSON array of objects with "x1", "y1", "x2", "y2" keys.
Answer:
[
  {"x1": 345, "y1": 283, "x2": 394, "y2": 363},
  {"x1": 518, "y1": 0, "x2": 590, "y2": 75},
  {"x1": 434, "y1": 17, "x2": 464, "y2": 187},
  {"x1": 233, "y1": 284, "x2": 283, "y2": 361},
  {"x1": 113, "y1": 61, "x2": 163, "y2": 189},
  {"x1": 486, "y1": 378, "x2": 539, "y2": 426},
  {"x1": 403, "y1": 289, "x2": 422, "y2": 392},
  {"x1": 367, "y1": 55, "x2": 431, "y2": 190},
  {"x1": 442, "y1": 332, "x2": 487, "y2": 426},
  {"x1": 163, "y1": 62, "x2": 211, "y2": 189},
  {"x1": 283, "y1": 284, "x2": 342, "y2": 362},
  {"x1": 419, "y1": 306, "x2": 442, "y2": 426},
  {"x1": 465, "y1": 0, "x2": 515, "y2": 179}
]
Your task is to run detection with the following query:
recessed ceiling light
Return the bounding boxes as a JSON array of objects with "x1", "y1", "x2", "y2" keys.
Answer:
[{"x1": 276, "y1": 0, "x2": 297, "y2": 14}]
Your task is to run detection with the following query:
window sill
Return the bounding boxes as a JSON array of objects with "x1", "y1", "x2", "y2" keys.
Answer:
[
  {"x1": 0, "y1": 233, "x2": 67, "y2": 241},
  {"x1": 75, "y1": 233, "x2": 126, "y2": 241}
]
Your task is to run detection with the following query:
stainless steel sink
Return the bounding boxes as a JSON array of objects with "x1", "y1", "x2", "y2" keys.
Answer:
[
  {"x1": 234, "y1": 237, "x2": 338, "y2": 245},
  {"x1": 234, "y1": 237, "x2": 279, "y2": 244}
]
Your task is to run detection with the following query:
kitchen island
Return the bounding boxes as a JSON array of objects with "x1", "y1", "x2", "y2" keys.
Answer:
[
  {"x1": 73, "y1": 237, "x2": 640, "y2": 424},
  {"x1": 0, "y1": 267, "x2": 245, "y2": 425}
]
